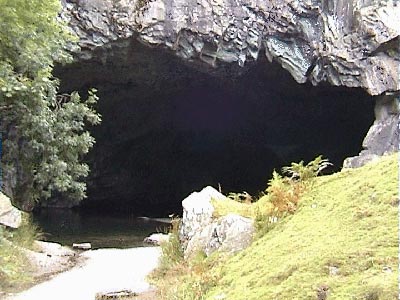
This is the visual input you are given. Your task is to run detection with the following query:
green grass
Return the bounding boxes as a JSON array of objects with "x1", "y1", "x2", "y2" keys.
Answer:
[
  {"x1": 0, "y1": 214, "x2": 41, "y2": 292},
  {"x1": 154, "y1": 153, "x2": 399, "y2": 299}
]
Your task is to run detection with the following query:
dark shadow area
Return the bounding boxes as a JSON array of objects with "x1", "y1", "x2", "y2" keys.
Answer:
[
  {"x1": 33, "y1": 208, "x2": 169, "y2": 248},
  {"x1": 56, "y1": 39, "x2": 374, "y2": 216}
]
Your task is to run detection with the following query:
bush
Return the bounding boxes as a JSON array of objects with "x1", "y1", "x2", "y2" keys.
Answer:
[
  {"x1": 157, "y1": 217, "x2": 184, "y2": 273},
  {"x1": 282, "y1": 155, "x2": 332, "y2": 183},
  {"x1": 8, "y1": 214, "x2": 42, "y2": 249},
  {"x1": 256, "y1": 156, "x2": 331, "y2": 233},
  {"x1": 265, "y1": 171, "x2": 304, "y2": 217}
]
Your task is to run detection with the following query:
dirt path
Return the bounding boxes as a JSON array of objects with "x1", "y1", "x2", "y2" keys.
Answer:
[{"x1": 7, "y1": 247, "x2": 161, "y2": 300}]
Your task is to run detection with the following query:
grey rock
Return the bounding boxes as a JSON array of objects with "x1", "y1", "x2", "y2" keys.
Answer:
[
  {"x1": 62, "y1": 0, "x2": 400, "y2": 95},
  {"x1": 0, "y1": 192, "x2": 22, "y2": 229},
  {"x1": 185, "y1": 213, "x2": 254, "y2": 258},
  {"x1": 344, "y1": 93, "x2": 399, "y2": 168},
  {"x1": 34, "y1": 240, "x2": 75, "y2": 257},
  {"x1": 178, "y1": 186, "x2": 254, "y2": 258}
]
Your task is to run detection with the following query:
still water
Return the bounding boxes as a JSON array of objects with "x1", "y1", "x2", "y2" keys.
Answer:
[{"x1": 33, "y1": 209, "x2": 171, "y2": 249}]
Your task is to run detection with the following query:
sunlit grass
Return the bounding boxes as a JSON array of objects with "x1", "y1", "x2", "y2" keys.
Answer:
[
  {"x1": 153, "y1": 153, "x2": 399, "y2": 299},
  {"x1": 206, "y1": 153, "x2": 398, "y2": 299},
  {"x1": 0, "y1": 214, "x2": 41, "y2": 291}
]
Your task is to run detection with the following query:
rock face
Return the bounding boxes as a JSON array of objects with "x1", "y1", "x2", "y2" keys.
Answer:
[
  {"x1": 184, "y1": 213, "x2": 254, "y2": 257},
  {"x1": 62, "y1": 0, "x2": 400, "y2": 96},
  {"x1": 179, "y1": 186, "x2": 254, "y2": 258},
  {"x1": 0, "y1": 192, "x2": 22, "y2": 229},
  {"x1": 53, "y1": 0, "x2": 397, "y2": 211},
  {"x1": 344, "y1": 93, "x2": 399, "y2": 168}
]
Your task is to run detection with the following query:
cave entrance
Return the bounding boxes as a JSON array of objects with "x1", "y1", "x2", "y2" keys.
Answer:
[{"x1": 56, "y1": 39, "x2": 374, "y2": 216}]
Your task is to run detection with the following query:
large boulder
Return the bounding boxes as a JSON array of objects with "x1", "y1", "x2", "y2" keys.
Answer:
[
  {"x1": 179, "y1": 186, "x2": 254, "y2": 258},
  {"x1": 344, "y1": 94, "x2": 399, "y2": 168},
  {"x1": 185, "y1": 213, "x2": 254, "y2": 258},
  {"x1": 0, "y1": 193, "x2": 22, "y2": 229},
  {"x1": 179, "y1": 186, "x2": 226, "y2": 250}
]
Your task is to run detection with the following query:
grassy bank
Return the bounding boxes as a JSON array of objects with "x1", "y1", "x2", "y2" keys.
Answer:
[
  {"x1": 0, "y1": 215, "x2": 41, "y2": 293},
  {"x1": 152, "y1": 153, "x2": 399, "y2": 299}
]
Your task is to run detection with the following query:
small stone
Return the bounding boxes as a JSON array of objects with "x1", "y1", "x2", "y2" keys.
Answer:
[
  {"x1": 382, "y1": 266, "x2": 392, "y2": 273},
  {"x1": 143, "y1": 233, "x2": 170, "y2": 245},
  {"x1": 328, "y1": 266, "x2": 339, "y2": 276},
  {"x1": 72, "y1": 242, "x2": 92, "y2": 250},
  {"x1": 95, "y1": 289, "x2": 137, "y2": 300},
  {"x1": 316, "y1": 284, "x2": 330, "y2": 300}
]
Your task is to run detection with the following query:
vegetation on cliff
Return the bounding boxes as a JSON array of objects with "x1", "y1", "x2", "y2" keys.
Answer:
[
  {"x1": 153, "y1": 153, "x2": 398, "y2": 299},
  {"x1": 0, "y1": 0, "x2": 100, "y2": 208}
]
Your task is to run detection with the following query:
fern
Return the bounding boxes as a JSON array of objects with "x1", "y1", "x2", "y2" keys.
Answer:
[{"x1": 282, "y1": 155, "x2": 332, "y2": 182}]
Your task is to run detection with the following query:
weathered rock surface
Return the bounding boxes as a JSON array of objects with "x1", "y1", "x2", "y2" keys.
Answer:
[
  {"x1": 179, "y1": 186, "x2": 254, "y2": 258},
  {"x1": 185, "y1": 213, "x2": 254, "y2": 257},
  {"x1": 344, "y1": 93, "x2": 399, "y2": 168},
  {"x1": 179, "y1": 186, "x2": 226, "y2": 250},
  {"x1": 62, "y1": 0, "x2": 400, "y2": 95},
  {"x1": 25, "y1": 241, "x2": 77, "y2": 277},
  {"x1": 0, "y1": 192, "x2": 22, "y2": 229}
]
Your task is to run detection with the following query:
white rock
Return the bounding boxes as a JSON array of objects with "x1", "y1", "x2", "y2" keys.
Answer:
[
  {"x1": 143, "y1": 233, "x2": 170, "y2": 245},
  {"x1": 0, "y1": 192, "x2": 22, "y2": 229},
  {"x1": 73, "y1": 242, "x2": 92, "y2": 250},
  {"x1": 178, "y1": 186, "x2": 254, "y2": 258},
  {"x1": 179, "y1": 186, "x2": 226, "y2": 249}
]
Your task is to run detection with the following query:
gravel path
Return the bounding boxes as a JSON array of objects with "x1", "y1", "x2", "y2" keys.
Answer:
[{"x1": 7, "y1": 247, "x2": 161, "y2": 300}]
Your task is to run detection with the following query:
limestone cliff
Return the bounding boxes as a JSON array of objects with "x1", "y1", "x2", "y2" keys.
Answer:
[{"x1": 62, "y1": 0, "x2": 399, "y2": 96}]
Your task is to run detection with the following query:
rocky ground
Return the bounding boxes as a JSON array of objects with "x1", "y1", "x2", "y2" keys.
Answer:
[{"x1": 4, "y1": 245, "x2": 161, "y2": 300}]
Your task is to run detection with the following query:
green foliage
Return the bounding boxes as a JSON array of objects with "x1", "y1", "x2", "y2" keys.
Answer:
[
  {"x1": 281, "y1": 155, "x2": 332, "y2": 182},
  {"x1": 0, "y1": 216, "x2": 41, "y2": 290},
  {"x1": 264, "y1": 170, "x2": 304, "y2": 217},
  {"x1": 0, "y1": 0, "x2": 101, "y2": 206},
  {"x1": 151, "y1": 217, "x2": 222, "y2": 300},
  {"x1": 208, "y1": 154, "x2": 398, "y2": 299},
  {"x1": 257, "y1": 156, "x2": 331, "y2": 229},
  {"x1": 152, "y1": 154, "x2": 398, "y2": 299},
  {"x1": 5, "y1": 214, "x2": 42, "y2": 249},
  {"x1": 158, "y1": 218, "x2": 184, "y2": 272},
  {"x1": 0, "y1": 239, "x2": 31, "y2": 290}
]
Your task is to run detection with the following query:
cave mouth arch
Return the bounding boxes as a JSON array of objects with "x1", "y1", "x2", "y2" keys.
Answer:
[{"x1": 56, "y1": 39, "x2": 374, "y2": 216}]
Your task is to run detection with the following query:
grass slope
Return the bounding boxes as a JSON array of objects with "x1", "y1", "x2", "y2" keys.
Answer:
[
  {"x1": 204, "y1": 154, "x2": 399, "y2": 299},
  {"x1": 0, "y1": 214, "x2": 41, "y2": 293}
]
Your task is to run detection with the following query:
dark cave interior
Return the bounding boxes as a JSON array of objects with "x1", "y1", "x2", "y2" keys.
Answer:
[{"x1": 56, "y1": 39, "x2": 375, "y2": 216}]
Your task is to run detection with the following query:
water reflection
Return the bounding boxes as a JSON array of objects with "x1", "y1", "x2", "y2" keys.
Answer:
[{"x1": 33, "y1": 209, "x2": 170, "y2": 249}]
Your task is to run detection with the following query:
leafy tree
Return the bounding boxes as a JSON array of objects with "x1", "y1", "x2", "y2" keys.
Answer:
[{"x1": 0, "y1": 0, "x2": 101, "y2": 210}]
